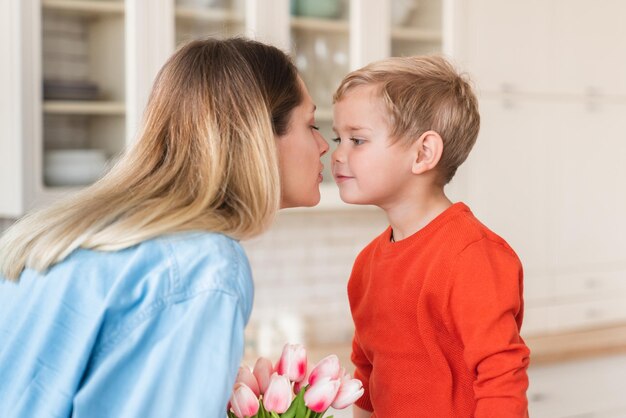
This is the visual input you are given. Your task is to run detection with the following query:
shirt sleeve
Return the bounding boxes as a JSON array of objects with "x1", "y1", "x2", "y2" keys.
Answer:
[
  {"x1": 351, "y1": 333, "x2": 374, "y2": 412},
  {"x1": 446, "y1": 238, "x2": 530, "y2": 418},
  {"x1": 72, "y1": 288, "x2": 247, "y2": 418}
]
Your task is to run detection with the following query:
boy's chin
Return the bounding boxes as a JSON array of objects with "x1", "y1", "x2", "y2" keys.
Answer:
[{"x1": 338, "y1": 192, "x2": 372, "y2": 206}]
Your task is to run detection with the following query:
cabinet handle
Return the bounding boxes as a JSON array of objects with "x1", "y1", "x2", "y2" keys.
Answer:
[
  {"x1": 501, "y1": 83, "x2": 515, "y2": 109},
  {"x1": 529, "y1": 392, "x2": 548, "y2": 403},
  {"x1": 585, "y1": 308, "x2": 603, "y2": 319},
  {"x1": 585, "y1": 86, "x2": 601, "y2": 112},
  {"x1": 584, "y1": 277, "x2": 600, "y2": 289}
]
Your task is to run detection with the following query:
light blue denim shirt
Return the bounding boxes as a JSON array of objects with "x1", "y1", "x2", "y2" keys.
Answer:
[{"x1": 0, "y1": 231, "x2": 254, "y2": 418}]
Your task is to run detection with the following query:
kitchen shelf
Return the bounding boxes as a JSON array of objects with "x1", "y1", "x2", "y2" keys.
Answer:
[
  {"x1": 290, "y1": 16, "x2": 348, "y2": 33},
  {"x1": 175, "y1": 6, "x2": 243, "y2": 23},
  {"x1": 42, "y1": 0, "x2": 124, "y2": 15},
  {"x1": 43, "y1": 100, "x2": 126, "y2": 115}
]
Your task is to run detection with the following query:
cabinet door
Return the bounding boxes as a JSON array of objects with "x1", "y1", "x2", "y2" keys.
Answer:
[
  {"x1": 463, "y1": 97, "x2": 554, "y2": 301},
  {"x1": 552, "y1": 0, "x2": 626, "y2": 96},
  {"x1": 463, "y1": 0, "x2": 556, "y2": 94},
  {"x1": 551, "y1": 101, "x2": 626, "y2": 270},
  {"x1": 464, "y1": 0, "x2": 626, "y2": 97}
]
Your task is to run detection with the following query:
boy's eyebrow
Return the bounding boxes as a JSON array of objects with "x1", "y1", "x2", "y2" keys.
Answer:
[{"x1": 332, "y1": 124, "x2": 373, "y2": 133}]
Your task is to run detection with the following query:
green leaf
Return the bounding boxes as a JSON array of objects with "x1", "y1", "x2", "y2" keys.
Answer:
[
  {"x1": 294, "y1": 387, "x2": 307, "y2": 418},
  {"x1": 258, "y1": 400, "x2": 268, "y2": 418}
]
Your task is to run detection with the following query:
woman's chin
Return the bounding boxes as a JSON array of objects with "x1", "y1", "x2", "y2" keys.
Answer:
[{"x1": 280, "y1": 191, "x2": 321, "y2": 209}]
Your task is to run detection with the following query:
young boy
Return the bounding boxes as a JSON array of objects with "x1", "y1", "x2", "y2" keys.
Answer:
[{"x1": 331, "y1": 56, "x2": 530, "y2": 417}]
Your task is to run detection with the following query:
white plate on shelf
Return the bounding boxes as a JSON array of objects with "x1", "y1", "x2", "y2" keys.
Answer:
[{"x1": 44, "y1": 149, "x2": 108, "y2": 187}]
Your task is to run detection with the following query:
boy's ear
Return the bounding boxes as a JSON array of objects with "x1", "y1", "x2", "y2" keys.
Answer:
[{"x1": 411, "y1": 130, "x2": 444, "y2": 175}]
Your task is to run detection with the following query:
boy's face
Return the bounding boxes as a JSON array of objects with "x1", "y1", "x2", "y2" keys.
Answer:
[{"x1": 332, "y1": 84, "x2": 415, "y2": 208}]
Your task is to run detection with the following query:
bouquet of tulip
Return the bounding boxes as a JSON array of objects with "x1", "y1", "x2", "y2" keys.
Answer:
[{"x1": 227, "y1": 343, "x2": 364, "y2": 418}]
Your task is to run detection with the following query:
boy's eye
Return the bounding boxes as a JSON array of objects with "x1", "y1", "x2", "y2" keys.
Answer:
[
  {"x1": 331, "y1": 137, "x2": 341, "y2": 143},
  {"x1": 350, "y1": 138, "x2": 365, "y2": 145}
]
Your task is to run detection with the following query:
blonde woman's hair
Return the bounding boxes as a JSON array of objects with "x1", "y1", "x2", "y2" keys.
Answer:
[
  {"x1": 334, "y1": 55, "x2": 480, "y2": 185},
  {"x1": 0, "y1": 38, "x2": 303, "y2": 281}
]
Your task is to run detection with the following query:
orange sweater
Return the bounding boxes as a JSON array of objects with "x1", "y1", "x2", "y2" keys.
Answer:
[{"x1": 348, "y1": 203, "x2": 530, "y2": 417}]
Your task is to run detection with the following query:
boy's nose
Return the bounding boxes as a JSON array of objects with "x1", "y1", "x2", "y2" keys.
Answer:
[{"x1": 331, "y1": 146, "x2": 344, "y2": 163}]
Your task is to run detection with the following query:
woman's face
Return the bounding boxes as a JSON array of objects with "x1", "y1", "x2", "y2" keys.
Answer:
[{"x1": 276, "y1": 78, "x2": 329, "y2": 208}]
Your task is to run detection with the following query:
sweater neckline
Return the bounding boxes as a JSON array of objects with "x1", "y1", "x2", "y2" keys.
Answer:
[{"x1": 378, "y1": 202, "x2": 471, "y2": 254}]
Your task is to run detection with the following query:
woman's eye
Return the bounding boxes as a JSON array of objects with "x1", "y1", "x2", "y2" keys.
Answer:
[
  {"x1": 331, "y1": 137, "x2": 341, "y2": 143},
  {"x1": 310, "y1": 125, "x2": 320, "y2": 131}
]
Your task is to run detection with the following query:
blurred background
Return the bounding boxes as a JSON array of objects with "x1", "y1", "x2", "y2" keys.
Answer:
[{"x1": 1, "y1": 0, "x2": 625, "y2": 416}]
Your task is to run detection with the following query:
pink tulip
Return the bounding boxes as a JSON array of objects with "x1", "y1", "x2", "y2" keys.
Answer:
[
  {"x1": 293, "y1": 370, "x2": 309, "y2": 395},
  {"x1": 235, "y1": 366, "x2": 260, "y2": 397},
  {"x1": 276, "y1": 343, "x2": 307, "y2": 383},
  {"x1": 229, "y1": 383, "x2": 259, "y2": 418},
  {"x1": 308, "y1": 354, "x2": 341, "y2": 386},
  {"x1": 263, "y1": 373, "x2": 292, "y2": 413},
  {"x1": 331, "y1": 374, "x2": 364, "y2": 409},
  {"x1": 303, "y1": 376, "x2": 341, "y2": 413},
  {"x1": 253, "y1": 357, "x2": 274, "y2": 394}
]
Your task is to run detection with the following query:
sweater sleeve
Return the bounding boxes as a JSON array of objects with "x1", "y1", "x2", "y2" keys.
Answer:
[
  {"x1": 446, "y1": 239, "x2": 530, "y2": 418},
  {"x1": 351, "y1": 333, "x2": 374, "y2": 412}
]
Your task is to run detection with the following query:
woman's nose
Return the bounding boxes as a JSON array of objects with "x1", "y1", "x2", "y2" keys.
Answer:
[{"x1": 317, "y1": 133, "x2": 329, "y2": 156}]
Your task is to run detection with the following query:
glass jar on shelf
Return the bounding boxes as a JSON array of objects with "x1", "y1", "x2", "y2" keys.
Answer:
[{"x1": 290, "y1": 0, "x2": 348, "y2": 113}]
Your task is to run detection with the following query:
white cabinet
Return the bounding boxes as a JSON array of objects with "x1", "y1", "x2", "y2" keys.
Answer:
[
  {"x1": 551, "y1": 0, "x2": 626, "y2": 97},
  {"x1": 552, "y1": 102, "x2": 626, "y2": 269},
  {"x1": 460, "y1": 1, "x2": 626, "y2": 336},
  {"x1": 465, "y1": 98, "x2": 626, "y2": 337},
  {"x1": 0, "y1": 0, "x2": 248, "y2": 217},
  {"x1": 463, "y1": 97, "x2": 553, "y2": 277},
  {"x1": 460, "y1": 0, "x2": 555, "y2": 95},
  {"x1": 1, "y1": 0, "x2": 452, "y2": 216}
]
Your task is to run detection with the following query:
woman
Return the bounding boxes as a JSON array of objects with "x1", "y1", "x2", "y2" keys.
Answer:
[{"x1": 0, "y1": 38, "x2": 328, "y2": 417}]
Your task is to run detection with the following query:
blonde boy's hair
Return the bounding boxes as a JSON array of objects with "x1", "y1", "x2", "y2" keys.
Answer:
[
  {"x1": 334, "y1": 55, "x2": 480, "y2": 185},
  {"x1": 0, "y1": 38, "x2": 301, "y2": 281}
]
